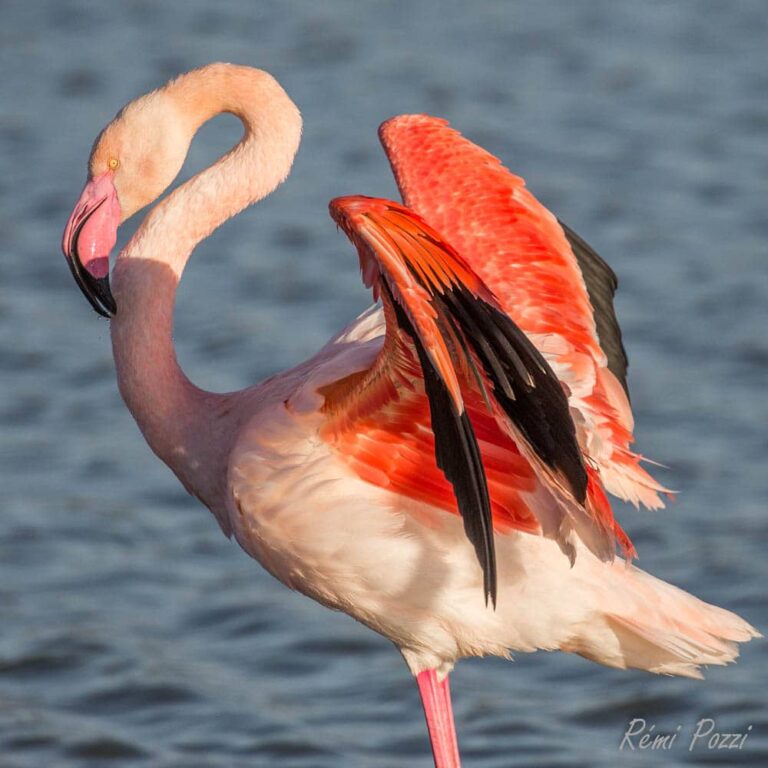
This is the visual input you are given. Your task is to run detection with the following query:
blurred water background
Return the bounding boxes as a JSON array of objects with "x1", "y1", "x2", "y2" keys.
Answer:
[{"x1": 1, "y1": 1, "x2": 766, "y2": 766}]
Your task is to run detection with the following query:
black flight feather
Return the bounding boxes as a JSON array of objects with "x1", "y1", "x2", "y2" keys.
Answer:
[
  {"x1": 385, "y1": 283, "x2": 498, "y2": 607},
  {"x1": 559, "y1": 220, "x2": 629, "y2": 398},
  {"x1": 440, "y1": 287, "x2": 588, "y2": 504}
]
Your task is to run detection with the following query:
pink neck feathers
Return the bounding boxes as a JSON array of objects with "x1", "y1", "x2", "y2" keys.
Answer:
[{"x1": 109, "y1": 65, "x2": 302, "y2": 523}]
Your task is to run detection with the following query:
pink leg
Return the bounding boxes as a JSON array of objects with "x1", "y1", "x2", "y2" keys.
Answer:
[{"x1": 416, "y1": 669, "x2": 462, "y2": 767}]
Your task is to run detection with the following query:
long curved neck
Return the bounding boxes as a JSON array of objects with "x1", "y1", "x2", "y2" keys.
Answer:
[{"x1": 110, "y1": 66, "x2": 301, "y2": 523}]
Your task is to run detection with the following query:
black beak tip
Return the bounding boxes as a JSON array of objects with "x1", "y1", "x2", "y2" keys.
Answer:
[
  {"x1": 65, "y1": 248, "x2": 117, "y2": 318},
  {"x1": 91, "y1": 274, "x2": 118, "y2": 317}
]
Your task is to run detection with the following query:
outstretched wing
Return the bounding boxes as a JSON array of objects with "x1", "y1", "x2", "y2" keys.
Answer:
[
  {"x1": 323, "y1": 196, "x2": 634, "y2": 604},
  {"x1": 378, "y1": 115, "x2": 666, "y2": 508}
]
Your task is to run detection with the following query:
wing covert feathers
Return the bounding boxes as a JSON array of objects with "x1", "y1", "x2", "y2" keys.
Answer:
[{"x1": 328, "y1": 196, "x2": 634, "y2": 603}]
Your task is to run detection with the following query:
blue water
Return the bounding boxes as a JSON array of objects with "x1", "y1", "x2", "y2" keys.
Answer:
[{"x1": 1, "y1": 1, "x2": 766, "y2": 765}]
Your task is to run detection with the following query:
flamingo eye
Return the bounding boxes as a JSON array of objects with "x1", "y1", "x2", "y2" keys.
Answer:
[{"x1": 108, "y1": 157, "x2": 119, "y2": 171}]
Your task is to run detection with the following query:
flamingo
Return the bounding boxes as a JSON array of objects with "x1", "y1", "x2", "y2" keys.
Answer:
[{"x1": 61, "y1": 63, "x2": 757, "y2": 767}]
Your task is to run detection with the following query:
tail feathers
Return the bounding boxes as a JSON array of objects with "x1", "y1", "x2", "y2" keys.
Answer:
[
  {"x1": 579, "y1": 565, "x2": 760, "y2": 678},
  {"x1": 605, "y1": 613, "x2": 756, "y2": 679}
]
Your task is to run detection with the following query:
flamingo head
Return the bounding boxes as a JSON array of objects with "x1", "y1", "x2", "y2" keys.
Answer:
[{"x1": 62, "y1": 89, "x2": 191, "y2": 317}]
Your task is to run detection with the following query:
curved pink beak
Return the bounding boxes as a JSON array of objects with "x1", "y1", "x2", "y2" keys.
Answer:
[{"x1": 62, "y1": 171, "x2": 121, "y2": 317}]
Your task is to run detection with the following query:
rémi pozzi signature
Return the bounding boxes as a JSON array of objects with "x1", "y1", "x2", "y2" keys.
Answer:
[{"x1": 620, "y1": 718, "x2": 753, "y2": 752}]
